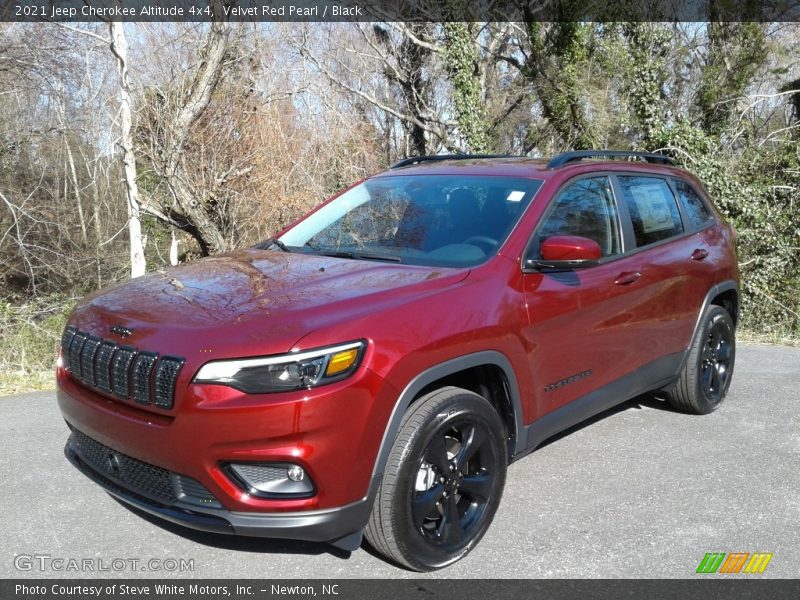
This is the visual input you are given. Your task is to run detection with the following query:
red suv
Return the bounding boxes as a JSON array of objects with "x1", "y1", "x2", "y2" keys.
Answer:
[{"x1": 57, "y1": 151, "x2": 738, "y2": 571}]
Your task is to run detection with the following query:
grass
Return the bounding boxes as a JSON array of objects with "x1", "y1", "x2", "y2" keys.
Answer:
[
  {"x1": 736, "y1": 330, "x2": 800, "y2": 347},
  {"x1": 0, "y1": 295, "x2": 71, "y2": 397},
  {"x1": 0, "y1": 370, "x2": 55, "y2": 396}
]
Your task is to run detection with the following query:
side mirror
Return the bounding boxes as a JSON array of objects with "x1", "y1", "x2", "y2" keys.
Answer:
[{"x1": 526, "y1": 235, "x2": 602, "y2": 271}]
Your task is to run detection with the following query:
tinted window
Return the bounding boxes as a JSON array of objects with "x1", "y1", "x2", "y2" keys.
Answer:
[
  {"x1": 538, "y1": 177, "x2": 621, "y2": 257},
  {"x1": 617, "y1": 176, "x2": 683, "y2": 247},
  {"x1": 674, "y1": 180, "x2": 712, "y2": 230}
]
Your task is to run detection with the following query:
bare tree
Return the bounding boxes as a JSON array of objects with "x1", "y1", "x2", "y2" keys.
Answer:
[
  {"x1": 293, "y1": 23, "x2": 455, "y2": 157},
  {"x1": 135, "y1": 22, "x2": 233, "y2": 255},
  {"x1": 107, "y1": 23, "x2": 146, "y2": 278}
]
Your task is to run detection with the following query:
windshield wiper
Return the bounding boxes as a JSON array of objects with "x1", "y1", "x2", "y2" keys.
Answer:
[
  {"x1": 268, "y1": 238, "x2": 292, "y2": 253},
  {"x1": 315, "y1": 249, "x2": 402, "y2": 263}
]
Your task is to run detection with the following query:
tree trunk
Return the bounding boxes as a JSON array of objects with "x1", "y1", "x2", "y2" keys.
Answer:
[
  {"x1": 64, "y1": 136, "x2": 88, "y2": 245},
  {"x1": 151, "y1": 20, "x2": 232, "y2": 256},
  {"x1": 443, "y1": 21, "x2": 490, "y2": 153},
  {"x1": 109, "y1": 22, "x2": 146, "y2": 278}
]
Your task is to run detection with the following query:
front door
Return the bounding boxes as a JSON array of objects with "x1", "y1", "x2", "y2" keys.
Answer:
[{"x1": 520, "y1": 175, "x2": 653, "y2": 424}]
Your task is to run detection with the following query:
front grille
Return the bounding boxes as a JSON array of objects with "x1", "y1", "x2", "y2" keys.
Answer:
[
  {"x1": 94, "y1": 341, "x2": 116, "y2": 393},
  {"x1": 69, "y1": 331, "x2": 86, "y2": 378},
  {"x1": 61, "y1": 327, "x2": 76, "y2": 370},
  {"x1": 175, "y1": 475, "x2": 221, "y2": 506},
  {"x1": 80, "y1": 336, "x2": 101, "y2": 386},
  {"x1": 68, "y1": 428, "x2": 221, "y2": 508},
  {"x1": 154, "y1": 358, "x2": 185, "y2": 408},
  {"x1": 131, "y1": 353, "x2": 158, "y2": 405},
  {"x1": 60, "y1": 325, "x2": 184, "y2": 410},
  {"x1": 111, "y1": 347, "x2": 136, "y2": 400}
]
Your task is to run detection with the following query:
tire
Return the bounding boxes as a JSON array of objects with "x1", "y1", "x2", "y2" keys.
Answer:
[
  {"x1": 365, "y1": 386, "x2": 507, "y2": 571},
  {"x1": 667, "y1": 304, "x2": 736, "y2": 414}
]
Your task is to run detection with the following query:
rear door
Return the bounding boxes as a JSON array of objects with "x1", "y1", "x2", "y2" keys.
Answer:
[{"x1": 611, "y1": 174, "x2": 708, "y2": 363}]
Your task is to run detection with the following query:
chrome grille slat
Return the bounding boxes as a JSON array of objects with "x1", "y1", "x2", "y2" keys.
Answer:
[{"x1": 60, "y1": 326, "x2": 184, "y2": 411}]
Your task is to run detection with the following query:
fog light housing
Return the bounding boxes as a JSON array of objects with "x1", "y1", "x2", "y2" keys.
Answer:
[
  {"x1": 287, "y1": 465, "x2": 305, "y2": 482},
  {"x1": 225, "y1": 463, "x2": 315, "y2": 498}
]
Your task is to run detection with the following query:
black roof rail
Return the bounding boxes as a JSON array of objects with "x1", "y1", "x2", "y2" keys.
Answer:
[
  {"x1": 547, "y1": 150, "x2": 676, "y2": 169},
  {"x1": 391, "y1": 154, "x2": 518, "y2": 169}
]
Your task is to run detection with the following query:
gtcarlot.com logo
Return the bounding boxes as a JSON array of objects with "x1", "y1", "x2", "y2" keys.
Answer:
[
  {"x1": 14, "y1": 553, "x2": 194, "y2": 573},
  {"x1": 696, "y1": 552, "x2": 773, "y2": 574}
]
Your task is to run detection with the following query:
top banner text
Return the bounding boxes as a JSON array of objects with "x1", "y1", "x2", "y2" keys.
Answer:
[{"x1": 3, "y1": 1, "x2": 800, "y2": 23}]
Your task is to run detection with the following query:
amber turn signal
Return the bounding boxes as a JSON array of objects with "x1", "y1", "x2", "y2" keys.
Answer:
[{"x1": 325, "y1": 348, "x2": 359, "y2": 376}]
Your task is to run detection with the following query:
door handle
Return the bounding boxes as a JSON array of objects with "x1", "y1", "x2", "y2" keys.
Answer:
[
  {"x1": 691, "y1": 248, "x2": 709, "y2": 261},
  {"x1": 614, "y1": 271, "x2": 641, "y2": 285}
]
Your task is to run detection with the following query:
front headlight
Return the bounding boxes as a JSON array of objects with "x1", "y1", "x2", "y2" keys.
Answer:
[{"x1": 193, "y1": 340, "x2": 365, "y2": 394}]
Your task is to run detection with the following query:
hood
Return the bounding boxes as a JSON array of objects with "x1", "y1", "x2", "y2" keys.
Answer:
[{"x1": 69, "y1": 248, "x2": 468, "y2": 359}]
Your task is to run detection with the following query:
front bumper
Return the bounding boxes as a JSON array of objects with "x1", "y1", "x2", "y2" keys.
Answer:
[
  {"x1": 65, "y1": 431, "x2": 370, "y2": 550},
  {"x1": 57, "y1": 353, "x2": 401, "y2": 549},
  {"x1": 57, "y1": 361, "x2": 397, "y2": 513}
]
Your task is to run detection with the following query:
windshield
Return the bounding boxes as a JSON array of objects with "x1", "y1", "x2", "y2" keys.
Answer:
[{"x1": 278, "y1": 174, "x2": 542, "y2": 267}]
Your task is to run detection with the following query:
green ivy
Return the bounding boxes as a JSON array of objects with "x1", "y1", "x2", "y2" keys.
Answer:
[
  {"x1": 443, "y1": 17, "x2": 490, "y2": 153},
  {"x1": 653, "y1": 122, "x2": 800, "y2": 337}
]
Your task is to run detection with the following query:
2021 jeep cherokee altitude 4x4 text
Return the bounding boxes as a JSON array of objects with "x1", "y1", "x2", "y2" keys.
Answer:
[{"x1": 57, "y1": 151, "x2": 738, "y2": 570}]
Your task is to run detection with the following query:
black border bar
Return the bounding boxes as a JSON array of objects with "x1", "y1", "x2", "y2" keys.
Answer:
[
  {"x1": 3, "y1": 1, "x2": 800, "y2": 23},
  {"x1": 4, "y1": 579, "x2": 800, "y2": 600}
]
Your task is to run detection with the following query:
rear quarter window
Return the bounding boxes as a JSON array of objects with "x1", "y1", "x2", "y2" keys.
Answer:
[
  {"x1": 674, "y1": 179, "x2": 712, "y2": 230},
  {"x1": 617, "y1": 176, "x2": 684, "y2": 247}
]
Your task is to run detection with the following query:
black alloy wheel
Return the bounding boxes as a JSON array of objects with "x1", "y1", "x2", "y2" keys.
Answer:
[
  {"x1": 365, "y1": 387, "x2": 507, "y2": 571},
  {"x1": 667, "y1": 304, "x2": 736, "y2": 414},
  {"x1": 700, "y1": 317, "x2": 733, "y2": 405},
  {"x1": 412, "y1": 419, "x2": 497, "y2": 546}
]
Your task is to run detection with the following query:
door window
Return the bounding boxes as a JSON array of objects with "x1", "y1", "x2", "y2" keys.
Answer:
[
  {"x1": 617, "y1": 176, "x2": 684, "y2": 247},
  {"x1": 538, "y1": 177, "x2": 621, "y2": 257}
]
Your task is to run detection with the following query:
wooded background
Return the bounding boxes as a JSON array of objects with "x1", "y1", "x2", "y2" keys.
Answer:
[{"x1": 1, "y1": 18, "x2": 798, "y2": 392}]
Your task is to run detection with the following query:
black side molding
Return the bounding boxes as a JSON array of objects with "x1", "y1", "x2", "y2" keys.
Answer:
[{"x1": 518, "y1": 351, "x2": 684, "y2": 458}]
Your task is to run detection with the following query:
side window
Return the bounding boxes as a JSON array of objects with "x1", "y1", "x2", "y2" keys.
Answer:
[
  {"x1": 674, "y1": 180, "x2": 712, "y2": 230},
  {"x1": 617, "y1": 176, "x2": 683, "y2": 247},
  {"x1": 538, "y1": 177, "x2": 621, "y2": 257}
]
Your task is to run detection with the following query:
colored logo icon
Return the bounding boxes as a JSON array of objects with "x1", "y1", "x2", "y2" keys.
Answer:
[{"x1": 696, "y1": 552, "x2": 773, "y2": 574}]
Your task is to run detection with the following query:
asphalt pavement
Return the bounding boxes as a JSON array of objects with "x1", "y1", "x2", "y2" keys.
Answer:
[{"x1": 1, "y1": 343, "x2": 798, "y2": 579}]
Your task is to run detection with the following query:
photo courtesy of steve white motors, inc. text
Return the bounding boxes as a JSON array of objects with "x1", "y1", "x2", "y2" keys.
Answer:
[{"x1": 14, "y1": 583, "x2": 339, "y2": 597}]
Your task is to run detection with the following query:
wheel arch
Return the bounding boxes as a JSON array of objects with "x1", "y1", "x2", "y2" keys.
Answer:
[
  {"x1": 679, "y1": 280, "x2": 739, "y2": 372},
  {"x1": 710, "y1": 287, "x2": 739, "y2": 327},
  {"x1": 368, "y1": 351, "x2": 525, "y2": 496}
]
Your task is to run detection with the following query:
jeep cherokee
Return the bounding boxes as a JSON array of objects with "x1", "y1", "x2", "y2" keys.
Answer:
[{"x1": 57, "y1": 150, "x2": 739, "y2": 570}]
